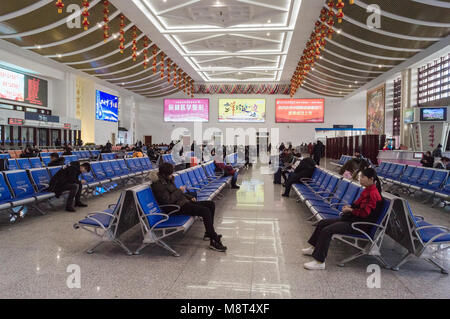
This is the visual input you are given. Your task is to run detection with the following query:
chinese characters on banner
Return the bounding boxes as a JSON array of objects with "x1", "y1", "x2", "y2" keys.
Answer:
[
  {"x1": 275, "y1": 99, "x2": 324, "y2": 123},
  {"x1": 164, "y1": 99, "x2": 209, "y2": 122}
]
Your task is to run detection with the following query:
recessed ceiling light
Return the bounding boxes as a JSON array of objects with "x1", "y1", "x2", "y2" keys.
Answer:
[
  {"x1": 378, "y1": 65, "x2": 382, "y2": 68},
  {"x1": 266, "y1": 32, "x2": 270, "y2": 36},
  {"x1": 122, "y1": 82, "x2": 125, "y2": 85},
  {"x1": 57, "y1": 54, "x2": 62, "y2": 58},
  {"x1": 37, "y1": 45, "x2": 41, "y2": 49},
  {"x1": 354, "y1": 81, "x2": 358, "y2": 84},
  {"x1": 336, "y1": 29, "x2": 341, "y2": 34},
  {"x1": 267, "y1": 19, "x2": 271, "y2": 23}
]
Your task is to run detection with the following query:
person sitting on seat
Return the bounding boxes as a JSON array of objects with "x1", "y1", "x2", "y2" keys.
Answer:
[
  {"x1": 434, "y1": 157, "x2": 450, "y2": 170},
  {"x1": 132, "y1": 148, "x2": 144, "y2": 158},
  {"x1": 282, "y1": 157, "x2": 316, "y2": 197},
  {"x1": 302, "y1": 167, "x2": 383, "y2": 270},
  {"x1": 62, "y1": 144, "x2": 73, "y2": 155},
  {"x1": 21, "y1": 144, "x2": 36, "y2": 158},
  {"x1": 46, "y1": 161, "x2": 91, "y2": 212},
  {"x1": 274, "y1": 148, "x2": 294, "y2": 185},
  {"x1": 420, "y1": 151, "x2": 434, "y2": 168},
  {"x1": 47, "y1": 153, "x2": 65, "y2": 167},
  {"x1": 214, "y1": 160, "x2": 240, "y2": 189},
  {"x1": 151, "y1": 163, "x2": 227, "y2": 252}
]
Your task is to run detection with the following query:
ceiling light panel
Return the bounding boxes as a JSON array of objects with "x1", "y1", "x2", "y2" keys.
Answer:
[{"x1": 137, "y1": 0, "x2": 302, "y2": 82}]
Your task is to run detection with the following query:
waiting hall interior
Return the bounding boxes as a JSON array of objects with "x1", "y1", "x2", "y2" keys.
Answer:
[{"x1": 0, "y1": 0, "x2": 449, "y2": 300}]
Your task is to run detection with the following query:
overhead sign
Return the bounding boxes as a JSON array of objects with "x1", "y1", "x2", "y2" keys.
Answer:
[
  {"x1": 24, "y1": 112, "x2": 59, "y2": 123},
  {"x1": 8, "y1": 118, "x2": 24, "y2": 125},
  {"x1": 275, "y1": 99, "x2": 324, "y2": 123}
]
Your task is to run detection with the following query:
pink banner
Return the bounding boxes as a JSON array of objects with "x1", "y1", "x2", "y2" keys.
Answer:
[{"x1": 164, "y1": 99, "x2": 209, "y2": 122}]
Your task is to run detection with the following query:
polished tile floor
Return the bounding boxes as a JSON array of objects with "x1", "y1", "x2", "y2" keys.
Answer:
[{"x1": 0, "y1": 161, "x2": 449, "y2": 299}]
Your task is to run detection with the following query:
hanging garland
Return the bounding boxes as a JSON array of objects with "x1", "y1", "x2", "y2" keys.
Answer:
[
  {"x1": 81, "y1": 0, "x2": 90, "y2": 31},
  {"x1": 167, "y1": 59, "x2": 171, "y2": 83},
  {"x1": 152, "y1": 45, "x2": 158, "y2": 74},
  {"x1": 142, "y1": 36, "x2": 149, "y2": 69},
  {"x1": 119, "y1": 15, "x2": 125, "y2": 53},
  {"x1": 55, "y1": 0, "x2": 64, "y2": 14},
  {"x1": 160, "y1": 52, "x2": 165, "y2": 79},
  {"x1": 194, "y1": 84, "x2": 290, "y2": 95},
  {"x1": 103, "y1": 0, "x2": 110, "y2": 42},
  {"x1": 173, "y1": 64, "x2": 177, "y2": 87},
  {"x1": 131, "y1": 26, "x2": 137, "y2": 61},
  {"x1": 190, "y1": 80, "x2": 194, "y2": 98},
  {"x1": 289, "y1": 1, "x2": 353, "y2": 96}
]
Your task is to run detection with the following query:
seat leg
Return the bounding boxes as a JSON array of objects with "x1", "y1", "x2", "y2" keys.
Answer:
[
  {"x1": 425, "y1": 258, "x2": 449, "y2": 274},
  {"x1": 337, "y1": 251, "x2": 366, "y2": 267},
  {"x1": 374, "y1": 255, "x2": 390, "y2": 269},
  {"x1": 157, "y1": 239, "x2": 180, "y2": 257},
  {"x1": 134, "y1": 243, "x2": 149, "y2": 255},
  {"x1": 392, "y1": 252, "x2": 413, "y2": 271},
  {"x1": 86, "y1": 240, "x2": 104, "y2": 254},
  {"x1": 33, "y1": 203, "x2": 47, "y2": 215},
  {"x1": 113, "y1": 239, "x2": 133, "y2": 256}
]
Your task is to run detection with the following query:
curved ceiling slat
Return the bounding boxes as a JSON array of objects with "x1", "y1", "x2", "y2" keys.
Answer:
[
  {"x1": 307, "y1": 72, "x2": 363, "y2": 89},
  {"x1": 44, "y1": 22, "x2": 135, "y2": 58},
  {"x1": 311, "y1": 68, "x2": 367, "y2": 85},
  {"x1": 315, "y1": 62, "x2": 377, "y2": 80},
  {"x1": 326, "y1": 38, "x2": 407, "y2": 61},
  {"x1": 321, "y1": 48, "x2": 396, "y2": 68},
  {"x1": 300, "y1": 84, "x2": 344, "y2": 97},
  {"x1": 354, "y1": 0, "x2": 450, "y2": 27},
  {"x1": 303, "y1": 79, "x2": 354, "y2": 93},
  {"x1": 411, "y1": 0, "x2": 450, "y2": 8},
  {"x1": 0, "y1": 0, "x2": 102, "y2": 39},
  {"x1": 22, "y1": 10, "x2": 122, "y2": 50},
  {"x1": 320, "y1": 56, "x2": 384, "y2": 74},
  {"x1": 0, "y1": 0, "x2": 53, "y2": 23}
]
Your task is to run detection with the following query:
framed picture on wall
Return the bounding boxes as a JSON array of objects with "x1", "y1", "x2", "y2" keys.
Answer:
[{"x1": 366, "y1": 84, "x2": 386, "y2": 135}]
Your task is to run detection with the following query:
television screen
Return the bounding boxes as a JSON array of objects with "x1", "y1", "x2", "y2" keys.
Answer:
[
  {"x1": 420, "y1": 107, "x2": 447, "y2": 121},
  {"x1": 24, "y1": 75, "x2": 48, "y2": 107},
  {"x1": 0, "y1": 68, "x2": 24, "y2": 102},
  {"x1": 218, "y1": 98, "x2": 265, "y2": 122},
  {"x1": 276, "y1": 99, "x2": 324, "y2": 123},
  {"x1": 404, "y1": 109, "x2": 415, "y2": 123},
  {"x1": 96, "y1": 90, "x2": 119, "y2": 122},
  {"x1": 164, "y1": 99, "x2": 209, "y2": 122}
]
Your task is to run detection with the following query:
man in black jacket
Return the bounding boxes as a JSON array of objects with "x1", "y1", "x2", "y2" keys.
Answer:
[
  {"x1": 47, "y1": 153, "x2": 65, "y2": 167},
  {"x1": 47, "y1": 161, "x2": 91, "y2": 212},
  {"x1": 282, "y1": 157, "x2": 317, "y2": 197}
]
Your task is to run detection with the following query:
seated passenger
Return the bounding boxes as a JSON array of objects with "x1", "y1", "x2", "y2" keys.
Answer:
[
  {"x1": 214, "y1": 160, "x2": 240, "y2": 189},
  {"x1": 274, "y1": 148, "x2": 294, "y2": 185},
  {"x1": 302, "y1": 168, "x2": 382, "y2": 270},
  {"x1": 47, "y1": 153, "x2": 65, "y2": 167},
  {"x1": 47, "y1": 161, "x2": 91, "y2": 212},
  {"x1": 151, "y1": 163, "x2": 227, "y2": 252},
  {"x1": 62, "y1": 144, "x2": 73, "y2": 155},
  {"x1": 132, "y1": 148, "x2": 144, "y2": 158},
  {"x1": 282, "y1": 157, "x2": 316, "y2": 197},
  {"x1": 434, "y1": 157, "x2": 449, "y2": 170},
  {"x1": 420, "y1": 151, "x2": 434, "y2": 168}
]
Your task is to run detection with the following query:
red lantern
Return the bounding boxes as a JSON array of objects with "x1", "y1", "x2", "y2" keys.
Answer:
[
  {"x1": 81, "y1": 0, "x2": 90, "y2": 31},
  {"x1": 336, "y1": 0, "x2": 345, "y2": 23},
  {"x1": 152, "y1": 45, "x2": 158, "y2": 73},
  {"x1": 173, "y1": 65, "x2": 177, "y2": 87},
  {"x1": 160, "y1": 52, "x2": 165, "y2": 79},
  {"x1": 103, "y1": 1, "x2": 110, "y2": 42},
  {"x1": 55, "y1": 0, "x2": 64, "y2": 14},
  {"x1": 143, "y1": 36, "x2": 149, "y2": 69},
  {"x1": 131, "y1": 26, "x2": 137, "y2": 61},
  {"x1": 167, "y1": 59, "x2": 171, "y2": 83},
  {"x1": 119, "y1": 15, "x2": 125, "y2": 53}
]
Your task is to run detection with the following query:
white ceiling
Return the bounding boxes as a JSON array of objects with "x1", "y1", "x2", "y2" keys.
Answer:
[{"x1": 128, "y1": 0, "x2": 306, "y2": 83}]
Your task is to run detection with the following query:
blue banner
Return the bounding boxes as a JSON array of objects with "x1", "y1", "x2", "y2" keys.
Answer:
[{"x1": 96, "y1": 90, "x2": 119, "y2": 122}]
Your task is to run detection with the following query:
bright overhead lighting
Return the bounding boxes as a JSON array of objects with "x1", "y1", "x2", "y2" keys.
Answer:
[
  {"x1": 267, "y1": 19, "x2": 271, "y2": 23},
  {"x1": 336, "y1": 29, "x2": 341, "y2": 34},
  {"x1": 57, "y1": 54, "x2": 62, "y2": 58},
  {"x1": 266, "y1": 32, "x2": 270, "y2": 36}
]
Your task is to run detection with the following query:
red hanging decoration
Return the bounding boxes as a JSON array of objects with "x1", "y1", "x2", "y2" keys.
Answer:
[
  {"x1": 131, "y1": 26, "x2": 138, "y2": 62},
  {"x1": 160, "y1": 52, "x2": 165, "y2": 79},
  {"x1": 119, "y1": 15, "x2": 125, "y2": 53},
  {"x1": 81, "y1": 0, "x2": 90, "y2": 31},
  {"x1": 103, "y1": 1, "x2": 110, "y2": 42},
  {"x1": 143, "y1": 36, "x2": 149, "y2": 69},
  {"x1": 55, "y1": 0, "x2": 64, "y2": 14},
  {"x1": 191, "y1": 80, "x2": 194, "y2": 98},
  {"x1": 178, "y1": 70, "x2": 182, "y2": 90},
  {"x1": 335, "y1": 0, "x2": 345, "y2": 23},
  {"x1": 187, "y1": 77, "x2": 191, "y2": 96},
  {"x1": 173, "y1": 64, "x2": 177, "y2": 87},
  {"x1": 152, "y1": 46, "x2": 158, "y2": 73},
  {"x1": 167, "y1": 59, "x2": 171, "y2": 83}
]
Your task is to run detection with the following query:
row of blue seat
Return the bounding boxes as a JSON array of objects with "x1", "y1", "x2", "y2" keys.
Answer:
[
  {"x1": 5, "y1": 156, "x2": 79, "y2": 170},
  {"x1": 0, "y1": 157, "x2": 155, "y2": 223},
  {"x1": 376, "y1": 162, "x2": 449, "y2": 200},
  {"x1": 75, "y1": 160, "x2": 236, "y2": 256},
  {"x1": 293, "y1": 167, "x2": 450, "y2": 273},
  {"x1": 331, "y1": 155, "x2": 352, "y2": 167}
]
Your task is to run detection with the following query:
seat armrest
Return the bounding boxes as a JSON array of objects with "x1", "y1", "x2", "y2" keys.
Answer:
[{"x1": 159, "y1": 204, "x2": 181, "y2": 216}]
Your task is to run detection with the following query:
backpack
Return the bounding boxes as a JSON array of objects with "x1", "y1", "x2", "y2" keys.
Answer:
[{"x1": 0, "y1": 159, "x2": 7, "y2": 171}]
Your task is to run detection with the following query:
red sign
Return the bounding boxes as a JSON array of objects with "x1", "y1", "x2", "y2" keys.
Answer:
[
  {"x1": 8, "y1": 118, "x2": 24, "y2": 125},
  {"x1": 64, "y1": 123, "x2": 71, "y2": 129},
  {"x1": 276, "y1": 99, "x2": 324, "y2": 123}
]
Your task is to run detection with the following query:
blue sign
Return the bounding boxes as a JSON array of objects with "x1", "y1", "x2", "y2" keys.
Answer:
[
  {"x1": 96, "y1": 90, "x2": 119, "y2": 122},
  {"x1": 25, "y1": 112, "x2": 59, "y2": 123}
]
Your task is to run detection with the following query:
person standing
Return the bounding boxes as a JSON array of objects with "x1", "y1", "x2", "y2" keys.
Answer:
[
  {"x1": 432, "y1": 144, "x2": 443, "y2": 158},
  {"x1": 313, "y1": 141, "x2": 325, "y2": 166}
]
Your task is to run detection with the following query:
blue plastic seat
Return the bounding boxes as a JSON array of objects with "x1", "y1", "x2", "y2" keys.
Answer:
[
  {"x1": 28, "y1": 168, "x2": 51, "y2": 192},
  {"x1": 7, "y1": 159, "x2": 18, "y2": 170},
  {"x1": 29, "y1": 157, "x2": 43, "y2": 168}
]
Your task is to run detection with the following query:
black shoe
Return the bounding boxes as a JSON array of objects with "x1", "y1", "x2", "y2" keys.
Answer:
[
  {"x1": 203, "y1": 233, "x2": 222, "y2": 241},
  {"x1": 65, "y1": 207, "x2": 76, "y2": 212},
  {"x1": 75, "y1": 202, "x2": 88, "y2": 207},
  {"x1": 231, "y1": 185, "x2": 240, "y2": 189},
  {"x1": 209, "y1": 239, "x2": 227, "y2": 252},
  {"x1": 282, "y1": 193, "x2": 289, "y2": 197}
]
